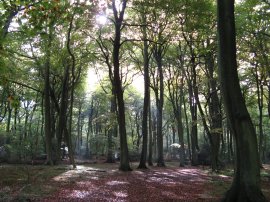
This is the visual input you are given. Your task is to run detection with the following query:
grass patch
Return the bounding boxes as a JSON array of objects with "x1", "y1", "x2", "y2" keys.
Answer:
[
  {"x1": 208, "y1": 178, "x2": 231, "y2": 197},
  {"x1": 0, "y1": 164, "x2": 71, "y2": 201}
]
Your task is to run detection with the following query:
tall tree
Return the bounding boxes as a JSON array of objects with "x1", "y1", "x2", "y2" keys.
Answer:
[
  {"x1": 148, "y1": 3, "x2": 173, "y2": 167},
  {"x1": 138, "y1": 2, "x2": 150, "y2": 169},
  {"x1": 217, "y1": 1, "x2": 266, "y2": 201},
  {"x1": 111, "y1": 0, "x2": 132, "y2": 171},
  {"x1": 166, "y1": 53, "x2": 185, "y2": 167},
  {"x1": 43, "y1": 22, "x2": 54, "y2": 165}
]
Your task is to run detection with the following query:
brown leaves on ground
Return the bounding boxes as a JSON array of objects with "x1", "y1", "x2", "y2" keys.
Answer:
[
  {"x1": 0, "y1": 162, "x2": 269, "y2": 202},
  {"x1": 41, "y1": 163, "x2": 231, "y2": 202}
]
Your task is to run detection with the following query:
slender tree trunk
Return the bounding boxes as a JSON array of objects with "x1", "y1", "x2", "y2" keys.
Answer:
[
  {"x1": 148, "y1": 101, "x2": 153, "y2": 166},
  {"x1": 67, "y1": 14, "x2": 77, "y2": 169},
  {"x1": 76, "y1": 102, "x2": 82, "y2": 156},
  {"x1": 112, "y1": 0, "x2": 131, "y2": 171},
  {"x1": 138, "y1": 22, "x2": 150, "y2": 168},
  {"x1": 217, "y1": 1, "x2": 266, "y2": 201},
  {"x1": 188, "y1": 81, "x2": 199, "y2": 165},
  {"x1": 152, "y1": 113, "x2": 157, "y2": 162},
  {"x1": 56, "y1": 63, "x2": 69, "y2": 163},
  {"x1": 207, "y1": 54, "x2": 222, "y2": 170},
  {"x1": 106, "y1": 92, "x2": 116, "y2": 163},
  {"x1": 85, "y1": 99, "x2": 93, "y2": 159},
  {"x1": 176, "y1": 87, "x2": 185, "y2": 166},
  {"x1": 226, "y1": 122, "x2": 231, "y2": 162},
  {"x1": 199, "y1": 50, "x2": 222, "y2": 171},
  {"x1": 267, "y1": 83, "x2": 270, "y2": 119},
  {"x1": 6, "y1": 102, "x2": 12, "y2": 132},
  {"x1": 171, "y1": 125, "x2": 176, "y2": 159},
  {"x1": 183, "y1": 95, "x2": 191, "y2": 161},
  {"x1": 167, "y1": 67, "x2": 185, "y2": 166},
  {"x1": 153, "y1": 47, "x2": 165, "y2": 167},
  {"x1": 255, "y1": 64, "x2": 264, "y2": 165},
  {"x1": 23, "y1": 105, "x2": 30, "y2": 140}
]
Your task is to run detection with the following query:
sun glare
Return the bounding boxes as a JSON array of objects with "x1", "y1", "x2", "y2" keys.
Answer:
[{"x1": 96, "y1": 15, "x2": 107, "y2": 25}]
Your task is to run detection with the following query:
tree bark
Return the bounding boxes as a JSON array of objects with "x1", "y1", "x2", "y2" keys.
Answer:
[
  {"x1": 188, "y1": 81, "x2": 199, "y2": 166},
  {"x1": 67, "y1": 14, "x2": 77, "y2": 169},
  {"x1": 112, "y1": 0, "x2": 131, "y2": 171},
  {"x1": 56, "y1": 62, "x2": 69, "y2": 163},
  {"x1": 6, "y1": 102, "x2": 12, "y2": 132},
  {"x1": 106, "y1": 93, "x2": 116, "y2": 163},
  {"x1": 85, "y1": 98, "x2": 93, "y2": 159},
  {"x1": 167, "y1": 72, "x2": 185, "y2": 166},
  {"x1": 183, "y1": 95, "x2": 191, "y2": 161},
  {"x1": 138, "y1": 9, "x2": 150, "y2": 169},
  {"x1": 44, "y1": 25, "x2": 53, "y2": 166},
  {"x1": 195, "y1": 49, "x2": 222, "y2": 171},
  {"x1": 254, "y1": 63, "x2": 264, "y2": 165},
  {"x1": 217, "y1": 1, "x2": 266, "y2": 201},
  {"x1": 148, "y1": 100, "x2": 153, "y2": 166},
  {"x1": 152, "y1": 44, "x2": 165, "y2": 167}
]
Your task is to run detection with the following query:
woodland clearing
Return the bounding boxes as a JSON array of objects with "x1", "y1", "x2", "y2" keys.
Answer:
[{"x1": 0, "y1": 162, "x2": 269, "y2": 202}]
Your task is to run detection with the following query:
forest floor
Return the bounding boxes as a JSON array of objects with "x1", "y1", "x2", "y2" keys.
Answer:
[{"x1": 0, "y1": 161, "x2": 269, "y2": 202}]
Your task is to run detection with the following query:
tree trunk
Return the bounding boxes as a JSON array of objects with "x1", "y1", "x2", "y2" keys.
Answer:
[
  {"x1": 76, "y1": 101, "x2": 82, "y2": 156},
  {"x1": 112, "y1": 0, "x2": 131, "y2": 171},
  {"x1": 153, "y1": 45, "x2": 165, "y2": 167},
  {"x1": 56, "y1": 63, "x2": 69, "y2": 163},
  {"x1": 188, "y1": 81, "x2": 199, "y2": 166},
  {"x1": 268, "y1": 70, "x2": 270, "y2": 119},
  {"x1": 183, "y1": 95, "x2": 191, "y2": 161},
  {"x1": 44, "y1": 25, "x2": 53, "y2": 165},
  {"x1": 106, "y1": 92, "x2": 116, "y2": 163},
  {"x1": 207, "y1": 52, "x2": 222, "y2": 171},
  {"x1": 148, "y1": 101, "x2": 153, "y2": 166},
  {"x1": 217, "y1": 1, "x2": 266, "y2": 201},
  {"x1": 138, "y1": 22, "x2": 149, "y2": 168},
  {"x1": 67, "y1": 14, "x2": 77, "y2": 169},
  {"x1": 6, "y1": 102, "x2": 12, "y2": 132},
  {"x1": 254, "y1": 63, "x2": 264, "y2": 165},
  {"x1": 85, "y1": 99, "x2": 93, "y2": 159},
  {"x1": 152, "y1": 114, "x2": 157, "y2": 162},
  {"x1": 173, "y1": 86, "x2": 185, "y2": 166},
  {"x1": 200, "y1": 50, "x2": 222, "y2": 171}
]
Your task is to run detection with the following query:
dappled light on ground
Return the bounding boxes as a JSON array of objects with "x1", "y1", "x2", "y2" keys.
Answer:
[
  {"x1": 113, "y1": 191, "x2": 128, "y2": 198},
  {"x1": 52, "y1": 165, "x2": 104, "y2": 182},
  {"x1": 42, "y1": 165, "x2": 229, "y2": 201},
  {"x1": 107, "y1": 181, "x2": 129, "y2": 186},
  {"x1": 1, "y1": 163, "x2": 269, "y2": 201},
  {"x1": 217, "y1": 174, "x2": 230, "y2": 179}
]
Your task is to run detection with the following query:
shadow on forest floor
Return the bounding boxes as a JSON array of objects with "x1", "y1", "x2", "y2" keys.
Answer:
[{"x1": 0, "y1": 162, "x2": 269, "y2": 201}]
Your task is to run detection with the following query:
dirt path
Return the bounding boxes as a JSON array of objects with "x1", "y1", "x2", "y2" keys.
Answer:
[{"x1": 40, "y1": 164, "x2": 230, "y2": 202}]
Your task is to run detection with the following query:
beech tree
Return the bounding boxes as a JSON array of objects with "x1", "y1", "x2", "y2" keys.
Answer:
[
  {"x1": 217, "y1": 1, "x2": 266, "y2": 201},
  {"x1": 137, "y1": 1, "x2": 150, "y2": 170},
  {"x1": 111, "y1": 0, "x2": 132, "y2": 171}
]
